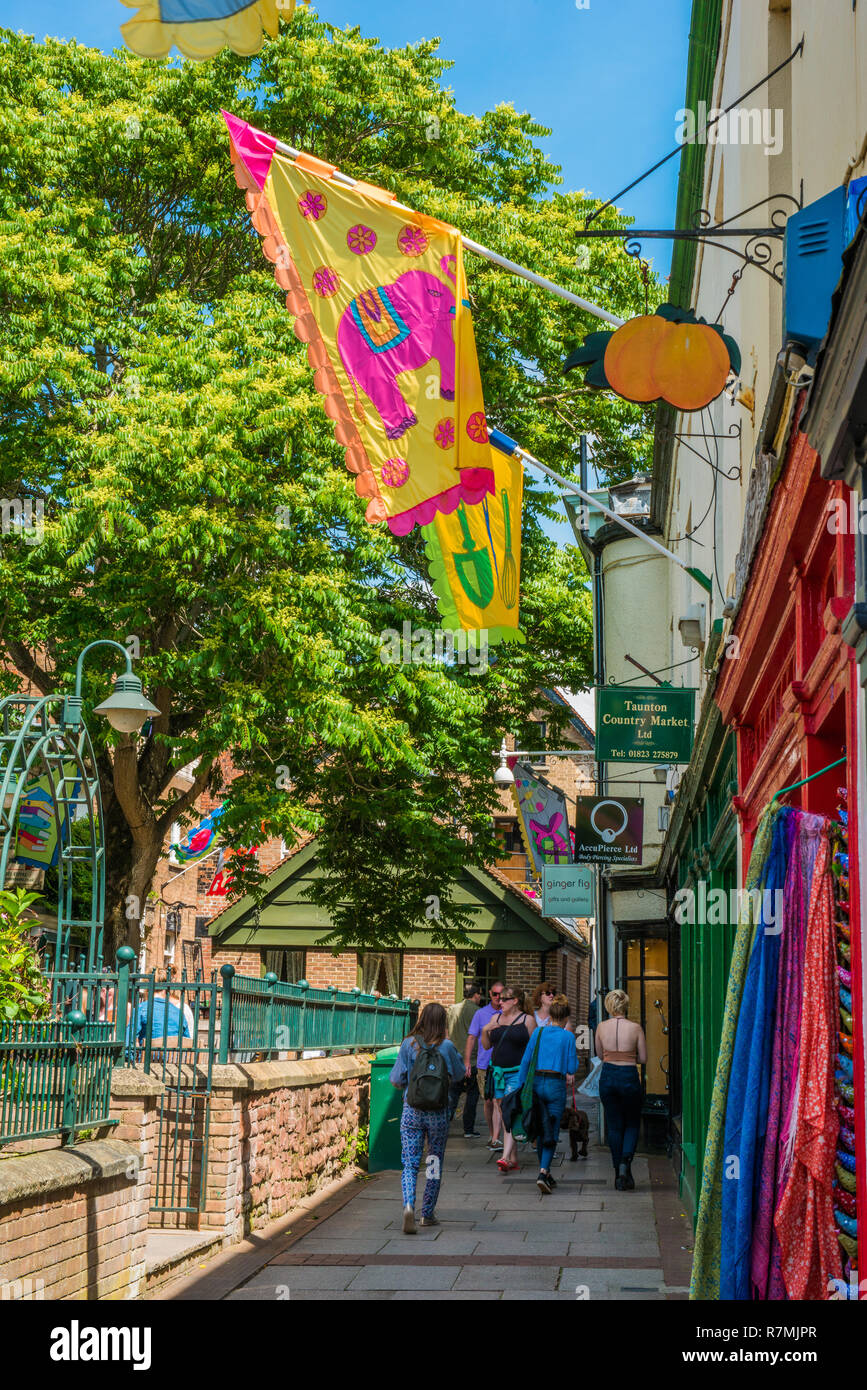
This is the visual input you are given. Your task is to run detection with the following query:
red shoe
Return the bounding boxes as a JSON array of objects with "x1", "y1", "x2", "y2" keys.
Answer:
[
  {"x1": 506, "y1": 1160, "x2": 520, "y2": 1172},
  {"x1": 496, "y1": 1158, "x2": 510, "y2": 1173}
]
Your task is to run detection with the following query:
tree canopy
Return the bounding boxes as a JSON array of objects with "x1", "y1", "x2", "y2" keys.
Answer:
[{"x1": 0, "y1": 10, "x2": 656, "y2": 954}]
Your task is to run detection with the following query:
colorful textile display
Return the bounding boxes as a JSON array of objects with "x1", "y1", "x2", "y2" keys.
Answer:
[
  {"x1": 693, "y1": 800, "x2": 851, "y2": 1300},
  {"x1": 511, "y1": 762, "x2": 572, "y2": 876},
  {"x1": 720, "y1": 808, "x2": 794, "y2": 1300},
  {"x1": 751, "y1": 810, "x2": 823, "y2": 1299},
  {"x1": 830, "y1": 796, "x2": 858, "y2": 1281},
  {"x1": 170, "y1": 806, "x2": 223, "y2": 865},
  {"x1": 774, "y1": 828, "x2": 842, "y2": 1299},
  {"x1": 223, "y1": 112, "x2": 495, "y2": 535},
  {"x1": 422, "y1": 445, "x2": 523, "y2": 643},
  {"x1": 14, "y1": 761, "x2": 81, "y2": 870},
  {"x1": 120, "y1": 1, "x2": 301, "y2": 60},
  {"x1": 690, "y1": 806, "x2": 777, "y2": 1300}
]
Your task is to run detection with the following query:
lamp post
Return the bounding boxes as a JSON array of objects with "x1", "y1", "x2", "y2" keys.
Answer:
[{"x1": 0, "y1": 639, "x2": 159, "y2": 971}]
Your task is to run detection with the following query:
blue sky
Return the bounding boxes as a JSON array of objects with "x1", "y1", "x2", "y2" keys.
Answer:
[{"x1": 3, "y1": 0, "x2": 692, "y2": 282}]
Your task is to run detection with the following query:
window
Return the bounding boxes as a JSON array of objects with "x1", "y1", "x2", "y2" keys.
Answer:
[
  {"x1": 264, "y1": 949, "x2": 305, "y2": 984},
  {"x1": 456, "y1": 953, "x2": 506, "y2": 1005},
  {"x1": 530, "y1": 721, "x2": 547, "y2": 768},
  {"x1": 360, "y1": 953, "x2": 401, "y2": 996}
]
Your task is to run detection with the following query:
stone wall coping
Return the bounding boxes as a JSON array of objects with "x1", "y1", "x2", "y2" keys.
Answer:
[
  {"x1": 110, "y1": 1066, "x2": 166, "y2": 1097},
  {"x1": 210, "y1": 1054, "x2": 373, "y2": 1092},
  {"x1": 0, "y1": 1139, "x2": 139, "y2": 1209}
]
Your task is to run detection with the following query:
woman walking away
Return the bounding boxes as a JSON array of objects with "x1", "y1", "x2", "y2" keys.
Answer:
[
  {"x1": 390, "y1": 1003, "x2": 464, "y2": 1233},
  {"x1": 515, "y1": 994, "x2": 578, "y2": 1194},
  {"x1": 482, "y1": 988, "x2": 535, "y2": 1173},
  {"x1": 595, "y1": 990, "x2": 646, "y2": 1191}
]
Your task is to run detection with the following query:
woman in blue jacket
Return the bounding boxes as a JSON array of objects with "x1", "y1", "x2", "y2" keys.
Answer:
[
  {"x1": 390, "y1": 1002, "x2": 464, "y2": 1233},
  {"x1": 515, "y1": 994, "x2": 578, "y2": 1193}
]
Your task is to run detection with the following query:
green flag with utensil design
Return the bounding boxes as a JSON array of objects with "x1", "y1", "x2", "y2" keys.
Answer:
[{"x1": 422, "y1": 444, "x2": 524, "y2": 645}]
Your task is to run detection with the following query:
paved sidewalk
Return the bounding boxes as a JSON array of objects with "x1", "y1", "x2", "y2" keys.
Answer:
[{"x1": 162, "y1": 1102, "x2": 694, "y2": 1302}]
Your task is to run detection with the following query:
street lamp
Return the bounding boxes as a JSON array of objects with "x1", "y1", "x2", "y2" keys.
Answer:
[
  {"x1": 62, "y1": 641, "x2": 160, "y2": 734},
  {"x1": 0, "y1": 638, "x2": 160, "y2": 973}
]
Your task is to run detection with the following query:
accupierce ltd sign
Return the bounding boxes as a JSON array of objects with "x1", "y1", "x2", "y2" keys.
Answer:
[{"x1": 573, "y1": 796, "x2": 644, "y2": 865}]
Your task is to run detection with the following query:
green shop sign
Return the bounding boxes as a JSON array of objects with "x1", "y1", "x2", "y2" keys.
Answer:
[{"x1": 595, "y1": 686, "x2": 696, "y2": 764}]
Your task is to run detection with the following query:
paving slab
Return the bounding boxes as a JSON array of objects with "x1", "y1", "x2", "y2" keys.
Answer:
[
  {"x1": 348, "y1": 1264, "x2": 461, "y2": 1291},
  {"x1": 453, "y1": 1264, "x2": 560, "y2": 1291}
]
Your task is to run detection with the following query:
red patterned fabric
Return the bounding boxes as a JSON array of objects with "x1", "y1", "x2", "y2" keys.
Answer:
[{"x1": 774, "y1": 833, "x2": 843, "y2": 1299}]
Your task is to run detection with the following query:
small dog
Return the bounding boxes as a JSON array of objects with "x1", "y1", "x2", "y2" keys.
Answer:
[{"x1": 560, "y1": 1105, "x2": 590, "y2": 1160}]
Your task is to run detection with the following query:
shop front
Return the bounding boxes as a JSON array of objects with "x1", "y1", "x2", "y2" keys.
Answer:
[{"x1": 694, "y1": 398, "x2": 862, "y2": 1297}]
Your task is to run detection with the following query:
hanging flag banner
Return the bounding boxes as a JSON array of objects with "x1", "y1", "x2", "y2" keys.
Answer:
[
  {"x1": 14, "y1": 762, "x2": 81, "y2": 870},
  {"x1": 170, "y1": 806, "x2": 223, "y2": 866},
  {"x1": 223, "y1": 112, "x2": 495, "y2": 535},
  {"x1": 542, "y1": 863, "x2": 594, "y2": 918},
  {"x1": 512, "y1": 762, "x2": 572, "y2": 875},
  {"x1": 573, "y1": 795, "x2": 644, "y2": 865},
  {"x1": 119, "y1": 1, "x2": 303, "y2": 60},
  {"x1": 207, "y1": 844, "x2": 260, "y2": 897},
  {"x1": 423, "y1": 444, "x2": 523, "y2": 643},
  {"x1": 595, "y1": 686, "x2": 696, "y2": 763}
]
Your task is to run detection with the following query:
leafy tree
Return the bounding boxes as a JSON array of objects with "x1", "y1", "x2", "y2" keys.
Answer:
[
  {"x1": 0, "y1": 12, "x2": 654, "y2": 955},
  {"x1": 0, "y1": 890, "x2": 51, "y2": 1021}
]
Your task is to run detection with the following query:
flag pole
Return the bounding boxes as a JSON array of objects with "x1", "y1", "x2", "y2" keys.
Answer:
[
  {"x1": 269, "y1": 136, "x2": 624, "y2": 328},
  {"x1": 488, "y1": 428, "x2": 713, "y2": 595}
]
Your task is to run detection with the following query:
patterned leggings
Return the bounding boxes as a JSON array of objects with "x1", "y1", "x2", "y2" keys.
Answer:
[{"x1": 400, "y1": 1103, "x2": 450, "y2": 1217}]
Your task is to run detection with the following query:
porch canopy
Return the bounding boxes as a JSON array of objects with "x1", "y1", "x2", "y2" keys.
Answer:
[{"x1": 208, "y1": 839, "x2": 573, "y2": 952}]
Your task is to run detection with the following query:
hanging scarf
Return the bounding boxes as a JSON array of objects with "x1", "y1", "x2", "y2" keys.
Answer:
[
  {"x1": 750, "y1": 809, "x2": 823, "y2": 1299},
  {"x1": 690, "y1": 806, "x2": 778, "y2": 1300},
  {"x1": 773, "y1": 829, "x2": 843, "y2": 1300},
  {"x1": 720, "y1": 808, "x2": 793, "y2": 1300}
]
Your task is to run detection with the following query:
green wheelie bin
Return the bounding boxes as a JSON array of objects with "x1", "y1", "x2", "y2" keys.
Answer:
[{"x1": 368, "y1": 1044, "x2": 404, "y2": 1172}]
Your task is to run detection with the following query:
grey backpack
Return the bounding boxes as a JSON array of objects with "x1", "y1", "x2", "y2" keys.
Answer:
[{"x1": 406, "y1": 1041, "x2": 450, "y2": 1110}]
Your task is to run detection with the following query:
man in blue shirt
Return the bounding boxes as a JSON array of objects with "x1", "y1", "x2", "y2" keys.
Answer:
[{"x1": 466, "y1": 981, "x2": 505, "y2": 1150}]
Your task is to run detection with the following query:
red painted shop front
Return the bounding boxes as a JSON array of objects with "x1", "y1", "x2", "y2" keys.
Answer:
[{"x1": 715, "y1": 397, "x2": 863, "y2": 1293}]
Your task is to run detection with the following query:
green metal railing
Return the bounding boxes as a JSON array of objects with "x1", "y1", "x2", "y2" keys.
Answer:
[
  {"x1": 0, "y1": 952, "x2": 135, "y2": 1147},
  {"x1": 217, "y1": 966, "x2": 414, "y2": 1063},
  {"x1": 0, "y1": 954, "x2": 415, "y2": 1152}
]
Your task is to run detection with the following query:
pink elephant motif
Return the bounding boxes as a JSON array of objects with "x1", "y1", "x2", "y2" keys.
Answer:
[{"x1": 337, "y1": 265, "x2": 457, "y2": 440}]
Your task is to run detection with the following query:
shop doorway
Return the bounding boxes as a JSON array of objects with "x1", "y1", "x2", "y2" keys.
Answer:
[{"x1": 617, "y1": 926, "x2": 671, "y2": 1149}]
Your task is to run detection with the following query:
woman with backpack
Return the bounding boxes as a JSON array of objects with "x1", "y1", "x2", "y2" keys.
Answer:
[
  {"x1": 390, "y1": 1002, "x2": 465, "y2": 1234},
  {"x1": 481, "y1": 987, "x2": 535, "y2": 1173}
]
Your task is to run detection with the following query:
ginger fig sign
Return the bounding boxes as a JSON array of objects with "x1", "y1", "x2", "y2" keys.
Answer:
[{"x1": 595, "y1": 686, "x2": 695, "y2": 764}]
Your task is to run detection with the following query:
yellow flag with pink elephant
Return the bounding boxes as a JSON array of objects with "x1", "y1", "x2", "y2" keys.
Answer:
[{"x1": 223, "y1": 112, "x2": 495, "y2": 534}]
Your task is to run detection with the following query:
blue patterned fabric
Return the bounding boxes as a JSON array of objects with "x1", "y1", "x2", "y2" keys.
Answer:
[
  {"x1": 400, "y1": 1104, "x2": 450, "y2": 1216},
  {"x1": 160, "y1": 1, "x2": 257, "y2": 21},
  {"x1": 720, "y1": 808, "x2": 793, "y2": 1301}
]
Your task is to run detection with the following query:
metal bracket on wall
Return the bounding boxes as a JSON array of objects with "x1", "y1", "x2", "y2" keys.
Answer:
[
  {"x1": 576, "y1": 193, "x2": 802, "y2": 297},
  {"x1": 657, "y1": 419, "x2": 743, "y2": 482}
]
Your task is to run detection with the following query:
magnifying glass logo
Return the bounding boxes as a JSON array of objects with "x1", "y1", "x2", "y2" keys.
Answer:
[{"x1": 590, "y1": 799, "x2": 629, "y2": 843}]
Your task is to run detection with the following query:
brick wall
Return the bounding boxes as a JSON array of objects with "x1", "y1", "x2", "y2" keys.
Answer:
[
  {"x1": 304, "y1": 950, "x2": 358, "y2": 990},
  {"x1": 200, "y1": 1058, "x2": 369, "y2": 1243},
  {"x1": 401, "y1": 951, "x2": 455, "y2": 1006},
  {"x1": 209, "y1": 946, "x2": 262, "y2": 978},
  {"x1": 505, "y1": 951, "x2": 544, "y2": 1003},
  {"x1": 0, "y1": 1102, "x2": 157, "y2": 1302}
]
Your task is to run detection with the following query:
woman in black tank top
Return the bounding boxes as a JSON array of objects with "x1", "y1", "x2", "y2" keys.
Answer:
[{"x1": 482, "y1": 988, "x2": 536, "y2": 1172}]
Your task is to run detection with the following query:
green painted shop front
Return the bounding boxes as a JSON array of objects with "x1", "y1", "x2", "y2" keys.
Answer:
[{"x1": 659, "y1": 706, "x2": 738, "y2": 1222}]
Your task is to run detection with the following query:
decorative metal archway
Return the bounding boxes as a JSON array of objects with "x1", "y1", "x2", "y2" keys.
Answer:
[{"x1": 0, "y1": 695, "x2": 106, "y2": 971}]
